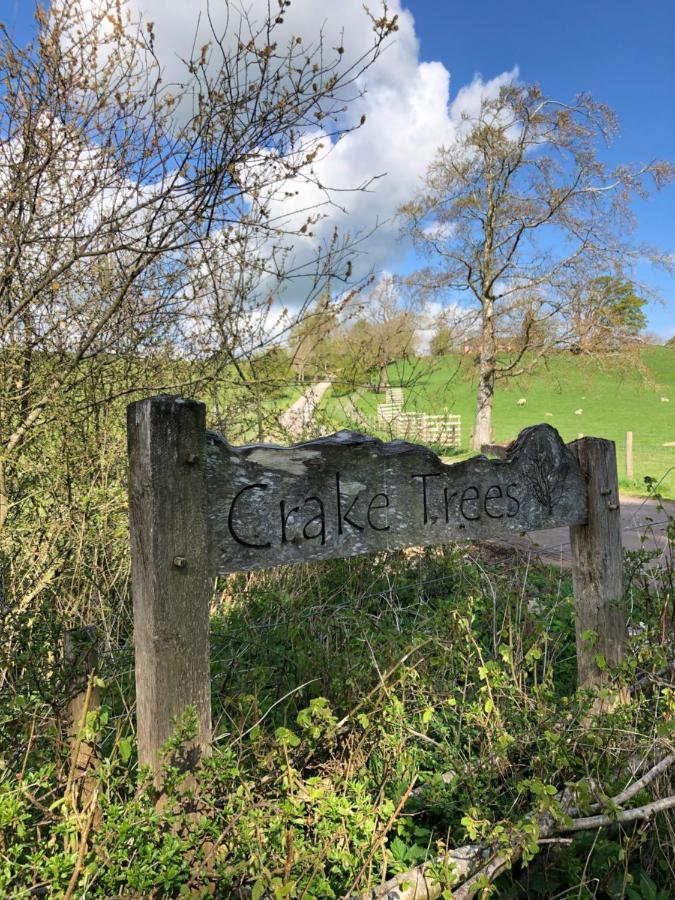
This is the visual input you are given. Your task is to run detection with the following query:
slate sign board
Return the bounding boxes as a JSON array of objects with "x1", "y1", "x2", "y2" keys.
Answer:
[{"x1": 206, "y1": 423, "x2": 588, "y2": 575}]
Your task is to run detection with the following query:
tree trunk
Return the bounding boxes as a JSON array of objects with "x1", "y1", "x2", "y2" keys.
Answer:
[
  {"x1": 473, "y1": 369, "x2": 494, "y2": 450},
  {"x1": 472, "y1": 304, "x2": 495, "y2": 450}
]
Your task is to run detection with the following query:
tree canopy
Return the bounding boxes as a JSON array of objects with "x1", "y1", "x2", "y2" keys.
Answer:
[
  {"x1": 399, "y1": 82, "x2": 672, "y2": 448},
  {"x1": 568, "y1": 275, "x2": 648, "y2": 351}
]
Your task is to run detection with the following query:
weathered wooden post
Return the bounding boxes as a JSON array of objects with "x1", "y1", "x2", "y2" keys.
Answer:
[
  {"x1": 127, "y1": 396, "x2": 211, "y2": 773},
  {"x1": 626, "y1": 431, "x2": 634, "y2": 480},
  {"x1": 569, "y1": 438, "x2": 626, "y2": 696},
  {"x1": 64, "y1": 626, "x2": 100, "y2": 812},
  {"x1": 125, "y1": 395, "x2": 625, "y2": 772}
]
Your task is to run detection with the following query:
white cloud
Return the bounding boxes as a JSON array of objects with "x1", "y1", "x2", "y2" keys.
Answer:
[
  {"x1": 416, "y1": 300, "x2": 477, "y2": 353},
  {"x1": 449, "y1": 68, "x2": 519, "y2": 122},
  {"x1": 82, "y1": 0, "x2": 518, "y2": 307}
]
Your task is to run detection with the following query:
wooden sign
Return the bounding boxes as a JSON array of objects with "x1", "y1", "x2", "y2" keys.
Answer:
[
  {"x1": 127, "y1": 396, "x2": 624, "y2": 774},
  {"x1": 206, "y1": 425, "x2": 588, "y2": 574}
]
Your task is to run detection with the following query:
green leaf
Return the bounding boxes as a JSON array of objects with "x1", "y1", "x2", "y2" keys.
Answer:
[
  {"x1": 389, "y1": 836, "x2": 408, "y2": 861},
  {"x1": 275, "y1": 726, "x2": 300, "y2": 747},
  {"x1": 498, "y1": 644, "x2": 512, "y2": 664},
  {"x1": 118, "y1": 737, "x2": 132, "y2": 764},
  {"x1": 460, "y1": 815, "x2": 479, "y2": 840}
]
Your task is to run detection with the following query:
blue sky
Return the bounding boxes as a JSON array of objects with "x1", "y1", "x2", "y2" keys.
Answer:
[
  {"x1": 6, "y1": 0, "x2": 675, "y2": 337},
  {"x1": 406, "y1": 0, "x2": 675, "y2": 337}
]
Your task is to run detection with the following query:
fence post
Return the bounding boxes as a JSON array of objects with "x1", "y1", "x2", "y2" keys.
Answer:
[
  {"x1": 64, "y1": 626, "x2": 100, "y2": 812},
  {"x1": 626, "y1": 431, "x2": 634, "y2": 480},
  {"x1": 569, "y1": 438, "x2": 627, "y2": 700},
  {"x1": 127, "y1": 396, "x2": 211, "y2": 775}
]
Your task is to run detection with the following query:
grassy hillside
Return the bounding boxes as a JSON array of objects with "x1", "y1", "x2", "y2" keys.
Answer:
[{"x1": 322, "y1": 347, "x2": 675, "y2": 497}]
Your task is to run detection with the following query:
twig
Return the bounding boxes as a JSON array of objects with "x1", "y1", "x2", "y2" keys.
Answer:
[
  {"x1": 600, "y1": 752, "x2": 674, "y2": 810},
  {"x1": 333, "y1": 642, "x2": 431, "y2": 733},
  {"x1": 452, "y1": 852, "x2": 512, "y2": 900},
  {"x1": 214, "y1": 678, "x2": 318, "y2": 745},
  {"x1": 349, "y1": 776, "x2": 418, "y2": 895},
  {"x1": 355, "y1": 844, "x2": 489, "y2": 900},
  {"x1": 63, "y1": 786, "x2": 100, "y2": 900},
  {"x1": 569, "y1": 752, "x2": 675, "y2": 817},
  {"x1": 361, "y1": 755, "x2": 675, "y2": 900},
  {"x1": 448, "y1": 793, "x2": 675, "y2": 900}
]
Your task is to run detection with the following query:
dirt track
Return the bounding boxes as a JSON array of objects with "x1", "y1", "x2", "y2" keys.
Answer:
[
  {"x1": 508, "y1": 495, "x2": 673, "y2": 568},
  {"x1": 278, "y1": 381, "x2": 332, "y2": 438}
]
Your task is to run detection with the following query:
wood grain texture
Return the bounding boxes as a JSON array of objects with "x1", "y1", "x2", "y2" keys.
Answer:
[
  {"x1": 127, "y1": 396, "x2": 211, "y2": 773},
  {"x1": 569, "y1": 437, "x2": 626, "y2": 689},
  {"x1": 207, "y1": 424, "x2": 588, "y2": 575}
]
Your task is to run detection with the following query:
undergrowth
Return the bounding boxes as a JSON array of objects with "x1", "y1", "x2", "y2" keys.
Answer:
[{"x1": 2, "y1": 536, "x2": 674, "y2": 898}]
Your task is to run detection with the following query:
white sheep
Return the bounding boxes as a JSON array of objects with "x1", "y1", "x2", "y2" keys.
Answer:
[
  {"x1": 661, "y1": 397, "x2": 670, "y2": 402},
  {"x1": 575, "y1": 408, "x2": 583, "y2": 415},
  {"x1": 516, "y1": 398, "x2": 526, "y2": 406}
]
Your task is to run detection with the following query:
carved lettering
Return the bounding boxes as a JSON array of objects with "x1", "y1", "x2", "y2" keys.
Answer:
[
  {"x1": 280, "y1": 500, "x2": 301, "y2": 543},
  {"x1": 412, "y1": 473, "x2": 441, "y2": 524},
  {"x1": 302, "y1": 496, "x2": 326, "y2": 544},
  {"x1": 208, "y1": 425, "x2": 588, "y2": 574},
  {"x1": 336, "y1": 472, "x2": 363, "y2": 533},
  {"x1": 460, "y1": 485, "x2": 480, "y2": 521},
  {"x1": 444, "y1": 487, "x2": 457, "y2": 523},
  {"x1": 506, "y1": 483, "x2": 521, "y2": 518},
  {"x1": 228, "y1": 484, "x2": 272, "y2": 548},
  {"x1": 367, "y1": 493, "x2": 390, "y2": 531},
  {"x1": 484, "y1": 484, "x2": 504, "y2": 519}
]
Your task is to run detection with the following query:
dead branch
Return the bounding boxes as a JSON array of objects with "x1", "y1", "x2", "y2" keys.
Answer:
[
  {"x1": 359, "y1": 752, "x2": 675, "y2": 900},
  {"x1": 563, "y1": 794, "x2": 675, "y2": 833}
]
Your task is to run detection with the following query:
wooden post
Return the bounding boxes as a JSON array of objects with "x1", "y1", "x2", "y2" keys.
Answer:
[
  {"x1": 626, "y1": 431, "x2": 634, "y2": 480},
  {"x1": 569, "y1": 438, "x2": 626, "y2": 696},
  {"x1": 64, "y1": 626, "x2": 100, "y2": 813},
  {"x1": 127, "y1": 396, "x2": 211, "y2": 774}
]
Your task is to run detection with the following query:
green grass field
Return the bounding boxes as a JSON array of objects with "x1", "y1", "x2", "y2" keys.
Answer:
[{"x1": 321, "y1": 347, "x2": 675, "y2": 497}]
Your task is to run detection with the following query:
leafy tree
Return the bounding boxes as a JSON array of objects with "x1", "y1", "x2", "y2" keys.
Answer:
[
  {"x1": 336, "y1": 276, "x2": 420, "y2": 392},
  {"x1": 0, "y1": 0, "x2": 398, "y2": 523},
  {"x1": 288, "y1": 295, "x2": 341, "y2": 383},
  {"x1": 400, "y1": 83, "x2": 672, "y2": 448},
  {"x1": 0, "y1": 0, "x2": 399, "y2": 758},
  {"x1": 428, "y1": 306, "x2": 475, "y2": 357},
  {"x1": 568, "y1": 275, "x2": 648, "y2": 351},
  {"x1": 429, "y1": 320, "x2": 455, "y2": 357}
]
